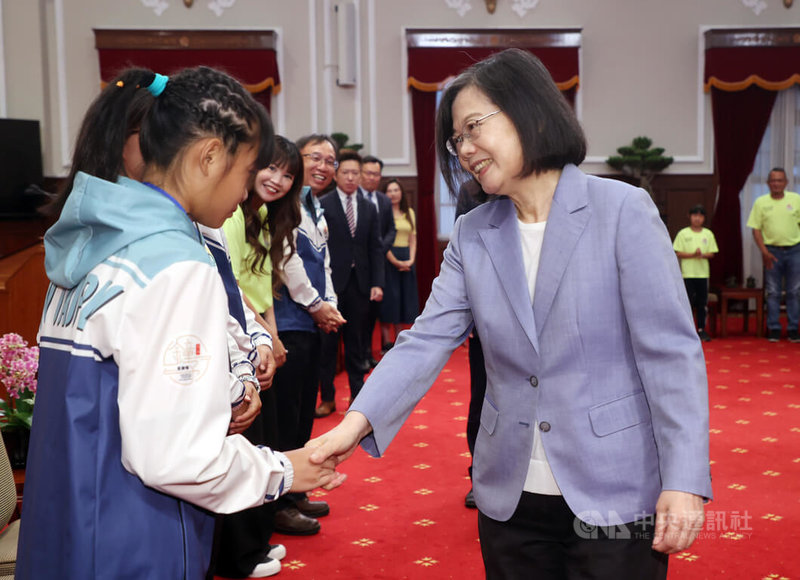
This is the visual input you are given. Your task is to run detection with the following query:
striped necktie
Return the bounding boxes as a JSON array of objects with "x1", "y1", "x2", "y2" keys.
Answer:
[{"x1": 345, "y1": 194, "x2": 356, "y2": 237}]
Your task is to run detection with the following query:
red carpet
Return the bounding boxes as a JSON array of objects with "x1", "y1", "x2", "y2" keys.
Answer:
[{"x1": 220, "y1": 326, "x2": 800, "y2": 579}]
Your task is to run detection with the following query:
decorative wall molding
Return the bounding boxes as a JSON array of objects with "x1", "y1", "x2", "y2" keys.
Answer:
[
  {"x1": 444, "y1": 0, "x2": 472, "y2": 18},
  {"x1": 741, "y1": 0, "x2": 768, "y2": 15},
  {"x1": 138, "y1": 0, "x2": 238, "y2": 17},
  {"x1": 55, "y1": 0, "x2": 71, "y2": 170},
  {"x1": 0, "y1": 0, "x2": 6, "y2": 117},
  {"x1": 354, "y1": 0, "x2": 363, "y2": 145},
  {"x1": 94, "y1": 29, "x2": 277, "y2": 50},
  {"x1": 588, "y1": 28, "x2": 708, "y2": 169},
  {"x1": 368, "y1": 3, "x2": 411, "y2": 166},
  {"x1": 704, "y1": 26, "x2": 800, "y2": 48},
  {"x1": 511, "y1": 0, "x2": 540, "y2": 18},
  {"x1": 273, "y1": 27, "x2": 286, "y2": 135},
  {"x1": 323, "y1": 0, "x2": 334, "y2": 134},
  {"x1": 308, "y1": 0, "x2": 319, "y2": 130},
  {"x1": 208, "y1": 0, "x2": 236, "y2": 17},
  {"x1": 140, "y1": 0, "x2": 169, "y2": 16}
]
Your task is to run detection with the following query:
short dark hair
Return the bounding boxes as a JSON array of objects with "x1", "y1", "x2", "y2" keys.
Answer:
[
  {"x1": 337, "y1": 150, "x2": 363, "y2": 166},
  {"x1": 769, "y1": 167, "x2": 787, "y2": 178},
  {"x1": 689, "y1": 204, "x2": 706, "y2": 216},
  {"x1": 436, "y1": 48, "x2": 586, "y2": 196},
  {"x1": 362, "y1": 155, "x2": 384, "y2": 170},
  {"x1": 296, "y1": 133, "x2": 339, "y2": 155}
]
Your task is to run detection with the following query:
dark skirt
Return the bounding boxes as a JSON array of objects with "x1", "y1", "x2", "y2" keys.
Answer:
[{"x1": 380, "y1": 246, "x2": 419, "y2": 324}]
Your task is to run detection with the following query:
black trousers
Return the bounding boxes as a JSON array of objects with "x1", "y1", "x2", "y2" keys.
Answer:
[
  {"x1": 320, "y1": 270, "x2": 370, "y2": 403},
  {"x1": 478, "y1": 493, "x2": 668, "y2": 580},
  {"x1": 363, "y1": 299, "x2": 381, "y2": 359},
  {"x1": 273, "y1": 330, "x2": 321, "y2": 452},
  {"x1": 466, "y1": 333, "x2": 487, "y2": 479},
  {"x1": 208, "y1": 388, "x2": 279, "y2": 578},
  {"x1": 684, "y1": 278, "x2": 709, "y2": 330}
]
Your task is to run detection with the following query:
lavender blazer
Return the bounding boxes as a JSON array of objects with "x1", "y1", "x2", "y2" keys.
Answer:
[{"x1": 350, "y1": 164, "x2": 713, "y2": 524}]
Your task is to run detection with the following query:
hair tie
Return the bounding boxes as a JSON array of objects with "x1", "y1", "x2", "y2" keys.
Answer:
[{"x1": 147, "y1": 73, "x2": 169, "y2": 97}]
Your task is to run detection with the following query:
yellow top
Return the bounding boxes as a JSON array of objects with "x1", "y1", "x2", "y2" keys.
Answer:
[
  {"x1": 222, "y1": 204, "x2": 273, "y2": 314},
  {"x1": 746, "y1": 191, "x2": 800, "y2": 246},
  {"x1": 392, "y1": 208, "x2": 416, "y2": 248},
  {"x1": 673, "y1": 227, "x2": 718, "y2": 279}
]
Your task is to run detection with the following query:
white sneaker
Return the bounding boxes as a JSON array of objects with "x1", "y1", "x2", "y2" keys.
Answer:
[
  {"x1": 267, "y1": 544, "x2": 287, "y2": 561},
  {"x1": 250, "y1": 557, "x2": 281, "y2": 577}
]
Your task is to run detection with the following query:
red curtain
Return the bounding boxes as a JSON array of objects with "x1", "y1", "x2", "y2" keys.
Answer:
[
  {"x1": 705, "y1": 46, "x2": 800, "y2": 92},
  {"x1": 709, "y1": 86, "x2": 777, "y2": 287},
  {"x1": 408, "y1": 45, "x2": 579, "y2": 304},
  {"x1": 705, "y1": 42, "x2": 800, "y2": 287},
  {"x1": 97, "y1": 48, "x2": 281, "y2": 113}
]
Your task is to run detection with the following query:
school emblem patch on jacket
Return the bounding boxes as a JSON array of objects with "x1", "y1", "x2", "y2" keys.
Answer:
[{"x1": 163, "y1": 335, "x2": 211, "y2": 384}]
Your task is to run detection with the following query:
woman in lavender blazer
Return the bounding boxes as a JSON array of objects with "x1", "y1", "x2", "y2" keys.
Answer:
[{"x1": 311, "y1": 49, "x2": 712, "y2": 579}]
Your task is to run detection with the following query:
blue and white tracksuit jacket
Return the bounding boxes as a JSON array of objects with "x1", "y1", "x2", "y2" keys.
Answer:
[
  {"x1": 274, "y1": 186, "x2": 337, "y2": 332},
  {"x1": 16, "y1": 174, "x2": 293, "y2": 579}
]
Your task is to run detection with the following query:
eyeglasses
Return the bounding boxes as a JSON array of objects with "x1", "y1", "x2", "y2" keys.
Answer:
[
  {"x1": 446, "y1": 110, "x2": 502, "y2": 157},
  {"x1": 302, "y1": 153, "x2": 339, "y2": 170}
]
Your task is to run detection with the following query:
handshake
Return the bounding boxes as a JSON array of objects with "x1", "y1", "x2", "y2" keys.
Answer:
[{"x1": 286, "y1": 410, "x2": 374, "y2": 493}]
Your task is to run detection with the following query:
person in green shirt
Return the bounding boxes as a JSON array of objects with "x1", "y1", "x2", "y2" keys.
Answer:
[
  {"x1": 746, "y1": 167, "x2": 800, "y2": 342},
  {"x1": 674, "y1": 205, "x2": 719, "y2": 341}
]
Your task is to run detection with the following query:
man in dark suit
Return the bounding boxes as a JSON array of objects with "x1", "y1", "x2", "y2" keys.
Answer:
[
  {"x1": 317, "y1": 151, "x2": 385, "y2": 413},
  {"x1": 359, "y1": 155, "x2": 396, "y2": 367}
]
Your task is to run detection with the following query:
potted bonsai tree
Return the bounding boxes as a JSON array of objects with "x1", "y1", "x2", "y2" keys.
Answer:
[{"x1": 605, "y1": 136, "x2": 674, "y2": 197}]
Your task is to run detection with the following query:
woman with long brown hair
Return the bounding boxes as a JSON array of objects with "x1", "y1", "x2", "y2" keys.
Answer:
[
  {"x1": 220, "y1": 134, "x2": 304, "y2": 576},
  {"x1": 379, "y1": 179, "x2": 419, "y2": 352}
]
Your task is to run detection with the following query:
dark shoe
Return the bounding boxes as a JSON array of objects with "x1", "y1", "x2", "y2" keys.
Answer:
[
  {"x1": 788, "y1": 330, "x2": 800, "y2": 343},
  {"x1": 698, "y1": 329, "x2": 711, "y2": 342},
  {"x1": 295, "y1": 497, "x2": 330, "y2": 518},
  {"x1": 381, "y1": 342, "x2": 394, "y2": 355},
  {"x1": 274, "y1": 507, "x2": 320, "y2": 536},
  {"x1": 767, "y1": 329, "x2": 781, "y2": 342},
  {"x1": 314, "y1": 401, "x2": 336, "y2": 418},
  {"x1": 367, "y1": 357, "x2": 379, "y2": 368},
  {"x1": 465, "y1": 488, "x2": 476, "y2": 509}
]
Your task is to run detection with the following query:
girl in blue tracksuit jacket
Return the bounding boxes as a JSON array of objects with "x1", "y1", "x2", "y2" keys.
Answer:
[{"x1": 16, "y1": 67, "x2": 341, "y2": 579}]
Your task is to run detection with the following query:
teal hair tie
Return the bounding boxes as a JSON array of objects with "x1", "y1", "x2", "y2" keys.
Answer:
[{"x1": 147, "y1": 73, "x2": 169, "y2": 97}]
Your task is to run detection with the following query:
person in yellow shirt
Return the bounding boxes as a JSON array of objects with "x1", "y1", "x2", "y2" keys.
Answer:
[
  {"x1": 380, "y1": 179, "x2": 419, "y2": 351},
  {"x1": 746, "y1": 168, "x2": 800, "y2": 342},
  {"x1": 674, "y1": 205, "x2": 718, "y2": 341}
]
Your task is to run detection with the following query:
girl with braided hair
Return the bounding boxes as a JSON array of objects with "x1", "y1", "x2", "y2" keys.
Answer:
[{"x1": 17, "y1": 67, "x2": 343, "y2": 579}]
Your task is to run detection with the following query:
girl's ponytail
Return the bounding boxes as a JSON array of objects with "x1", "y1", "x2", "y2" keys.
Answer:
[{"x1": 48, "y1": 68, "x2": 156, "y2": 216}]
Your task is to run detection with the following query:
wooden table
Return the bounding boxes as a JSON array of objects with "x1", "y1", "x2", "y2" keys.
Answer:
[{"x1": 719, "y1": 287, "x2": 763, "y2": 338}]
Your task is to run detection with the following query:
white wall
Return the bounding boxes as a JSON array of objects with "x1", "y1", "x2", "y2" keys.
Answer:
[{"x1": 1, "y1": 0, "x2": 797, "y2": 177}]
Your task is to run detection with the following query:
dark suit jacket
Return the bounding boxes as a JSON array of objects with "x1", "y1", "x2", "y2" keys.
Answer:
[
  {"x1": 320, "y1": 190, "x2": 385, "y2": 295},
  {"x1": 360, "y1": 187, "x2": 396, "y2": 253},
  {"x1": 455, "y1": 180, "x2": 489, "y2": 219}
]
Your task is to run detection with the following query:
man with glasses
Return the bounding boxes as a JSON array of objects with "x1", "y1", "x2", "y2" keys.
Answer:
[
  {"x1": 359, "y1": 155, "x2": 396, "y2": 367},
  {"x1": 270, "y1": 134, "x2": 344, "y2": 536},
  {"x1": 299, "y1": 135, "x2": 339, "y2": 197},
  {"x1": 318, "y1": 151, "x2": 385, "y2": 416}
]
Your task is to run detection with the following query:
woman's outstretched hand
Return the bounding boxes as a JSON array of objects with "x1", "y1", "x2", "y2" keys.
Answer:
[{"x1": 306, "y1": 411, "x2": 373, "y2": 490}]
